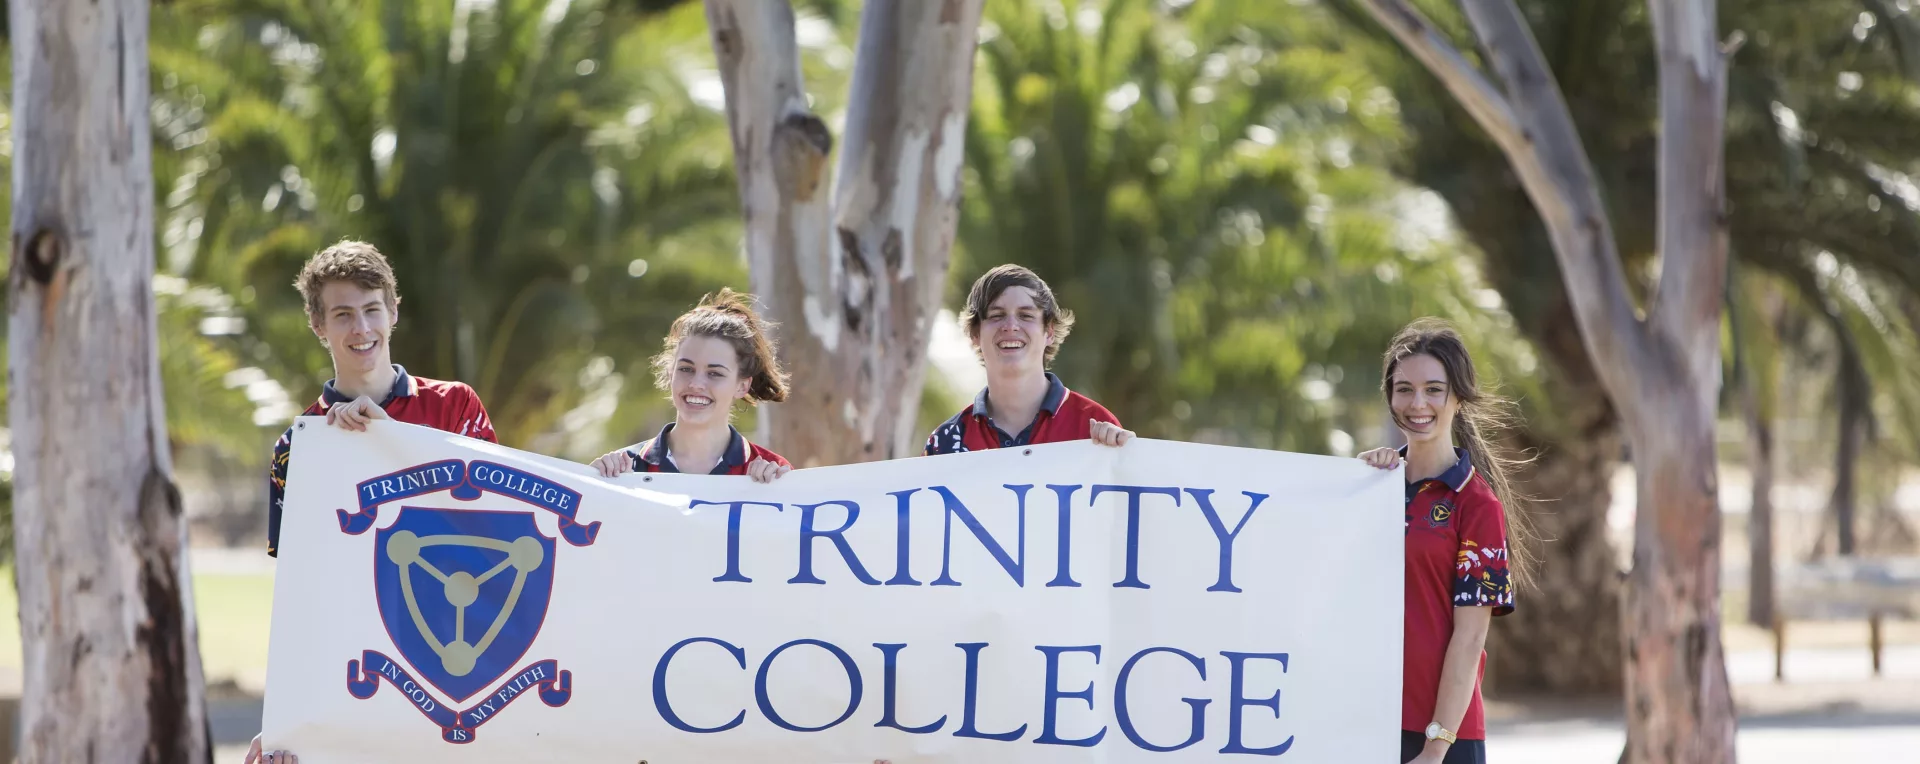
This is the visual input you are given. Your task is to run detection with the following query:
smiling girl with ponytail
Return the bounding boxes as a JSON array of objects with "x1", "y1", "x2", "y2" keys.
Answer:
[
  {"x1": 591, "y1": 289, "x2": 793, "y2": 482},
  {"x1": 1359, "y1": 318, "x2": 1534, "y2": 764}
]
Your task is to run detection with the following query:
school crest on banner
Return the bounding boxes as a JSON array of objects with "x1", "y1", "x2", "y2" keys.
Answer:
[{"x1": 332, "y1": 458, "x2": 600, "y2": 743}]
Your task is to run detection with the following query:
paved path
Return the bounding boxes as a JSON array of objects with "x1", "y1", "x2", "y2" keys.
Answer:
[
  {"x1": 210, "y1": 696, "x2": 1919, "y2": 763},
  {"x1": 214, "y1": 728, "x2": 1916, "y2": 764},
  {"x1": 1489, "y1": 717, "x2": 1915, "y2": 763}
]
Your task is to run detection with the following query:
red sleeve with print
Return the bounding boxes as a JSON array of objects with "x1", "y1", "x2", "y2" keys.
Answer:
[
  {"x1": 457, "y1": 383, "x2": 498, "y2": 443},
  {"x1": 1451, "y1": 478, "x2": 1515, "y2": 615}
]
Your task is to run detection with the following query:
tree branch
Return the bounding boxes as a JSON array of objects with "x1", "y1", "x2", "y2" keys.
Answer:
[
  {"x1": 1358, "y1": 0, "x2": 1649, "y2": 406},
  {"x1": 829, "y1": 0, "x2": 986, "y2": 454},
  {"x1": 702, "y1": 0, "x2": 835, "y2": 318},
  {"x1": 1447, "y1": 0, "x2": 1650, "y2": 404},
  {"x1": 1352, "y1": 0, "x2": 1522, "y2": 142},
  {"x1": 1646, "y1": 0, "x2": 1733, "y2": 403},
  {"x1": 702, "y1": 0, "x2": 985, "y2": 461}
]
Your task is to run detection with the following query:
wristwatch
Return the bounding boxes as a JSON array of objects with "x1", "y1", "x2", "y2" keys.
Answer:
[{"x1": 1424, "y1": 722, "x2": 1457, "y2": 745}]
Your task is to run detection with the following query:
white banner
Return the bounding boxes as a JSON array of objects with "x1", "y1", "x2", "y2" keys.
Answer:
[{"x1": 262, "y1": 418, "x2": 1403, "y2": 762}]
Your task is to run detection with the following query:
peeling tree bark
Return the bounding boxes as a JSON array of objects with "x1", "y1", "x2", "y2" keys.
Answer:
[
  {"x1": 1356, "y1": 0, "x2": 1737, "y2": 760},
  {"x1": 8, "y1": 1, "x2": 211, "y2": 762},
  {"x1": 705, "y1": 0, "x2": 985, "y2": 465}
]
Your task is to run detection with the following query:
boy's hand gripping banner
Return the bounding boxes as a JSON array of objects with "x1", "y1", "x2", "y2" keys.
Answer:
[{"x1": 262, "y1": 419, "x2": 1404, "y2": 762}]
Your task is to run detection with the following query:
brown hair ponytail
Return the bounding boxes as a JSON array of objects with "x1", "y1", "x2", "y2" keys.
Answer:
[
  {"x1": 1382, "y1": 318, "x2": 1538, "y2": 589},
  {"x1": 651, "y1": 288, "x2": 790, "y2": 404}
]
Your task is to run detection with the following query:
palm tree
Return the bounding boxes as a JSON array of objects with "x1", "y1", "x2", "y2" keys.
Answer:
[
  {"x1": 960, "y1": 0, "x2": 1521, "y2": 452},
  {"x1": 1727, "y1": 0, "x2": 1920, "y2": 559},
  {"x1": 156, "y1": 0, "x2": 748, "y2": 453}
]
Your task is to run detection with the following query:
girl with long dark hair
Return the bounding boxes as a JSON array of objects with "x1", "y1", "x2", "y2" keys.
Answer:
[{"x1": 1359, "y1": 318, "x2": 1534, "y2": 764}]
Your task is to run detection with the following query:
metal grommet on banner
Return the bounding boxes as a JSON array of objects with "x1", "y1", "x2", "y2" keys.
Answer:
[
  {"x1": 643, "y1": 476, "x2": 653, "y2": 482},
  {"x1": 297, "y1": 422, "x2": 305, "y2": 430},
  {"x1": 1023, "y1": 448, "x2": 1032, "y2": 456}
]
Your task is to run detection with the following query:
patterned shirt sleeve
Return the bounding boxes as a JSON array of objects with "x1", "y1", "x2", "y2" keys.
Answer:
[
  {"x1": 266, "y1": 424, "x2": 294, "y2": 557},
  {"x1": 1451, "y1": 488, "x2": 1515, "y2": 615},
  {"x1": 924, "y1": 417, "x2": 967, "y2": 456}
]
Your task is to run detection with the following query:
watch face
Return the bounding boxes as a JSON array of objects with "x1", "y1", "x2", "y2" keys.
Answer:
[{"x1": 1425, "y1": 722, "x2": 1441, "y2": 738}]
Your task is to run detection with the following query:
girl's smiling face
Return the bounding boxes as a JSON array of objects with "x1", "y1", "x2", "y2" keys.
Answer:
[
  {"x1": 670, "y1": 334, "x2": 750, "y2": 426},
  {"x1": 1390, "y1": 353, "x2": 1459, "y2": 445}
]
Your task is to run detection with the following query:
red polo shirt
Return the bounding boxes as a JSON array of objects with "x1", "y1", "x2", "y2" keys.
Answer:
[
  {"x1": 625, "y1": 423, "x2": 788, "y2": 475},
  {"x1": 923, "y1": 372, "x2": 1120, "y2": 455},
  {"x1": 1401, "y1": 447, "x2": 1514, "y2": 740},
  {"x1": 266, "y1": 365, "x2": 495, "y2": 556}
]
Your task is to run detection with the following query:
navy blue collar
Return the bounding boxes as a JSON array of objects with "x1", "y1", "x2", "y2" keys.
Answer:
[
  {"x1": 973, "y1": 372, "x2": 1069, "y2": 421},
  {"x1": 633, "y1": 423, "x2": 749, "y2": 474},
  {"x1": 1398, "y1": 446, "x2": 1475, "y2": 492},
  {"x1": 321, "y1": 364, "x2": 413, "y2": 406}
]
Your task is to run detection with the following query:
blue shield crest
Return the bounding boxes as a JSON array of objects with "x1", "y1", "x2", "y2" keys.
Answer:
[{"x1": 375, "y1": 507, "x2": 556, "y2": 703}]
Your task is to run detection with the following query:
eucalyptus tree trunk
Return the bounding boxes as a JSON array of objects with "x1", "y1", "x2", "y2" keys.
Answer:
[
  {"x1": 704, "y1": 0, "x2": 985, "y2": 465},
  {"x1": 8, "y1": 0, "x2": 211, "y2": 761}
]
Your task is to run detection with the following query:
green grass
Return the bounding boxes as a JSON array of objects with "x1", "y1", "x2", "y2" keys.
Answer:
[
  {"x1": 190, "y1": 572, "x2": 277, "y2": 690},
  {"x1": 0, "y1": 574, "x2": 16, "y2": 684},
  {"x1": 0, "y1": 568, "x2": 276, "y2": 694}
]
